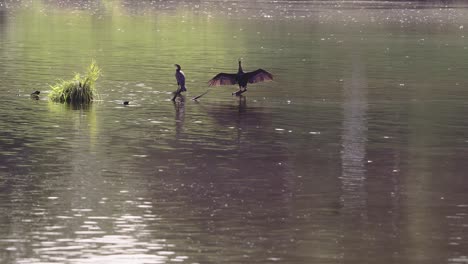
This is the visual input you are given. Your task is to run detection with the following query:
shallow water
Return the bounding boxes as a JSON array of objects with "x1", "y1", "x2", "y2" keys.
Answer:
[{"x1": 1, "y1": 1, "x2": 468, "y2": 263}]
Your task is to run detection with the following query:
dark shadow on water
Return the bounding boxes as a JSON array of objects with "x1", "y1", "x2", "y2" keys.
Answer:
[
  {"x1": 153, "y1": 100, "x2": 296, "y2": 263},
  {"x1": 173, "y1": 96, "x2": 185, "y2": 140},
  {"x1": 237, "y1": 95, "x2": 247, "y2": 113},
  {"x1": 204, "y1": 96, "x2": 270, "y2": 131},
  {"x1": 65, "y1": 102, "x2": 94, "y2": 111}
]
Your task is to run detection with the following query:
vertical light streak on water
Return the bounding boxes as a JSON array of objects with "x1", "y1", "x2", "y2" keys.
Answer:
[
  {"x1": 341, "y1": 54, "x2": 368, "y2": 212},
  {"x1": 339, "y1": 54, "x2": 369, "y2": 258}
]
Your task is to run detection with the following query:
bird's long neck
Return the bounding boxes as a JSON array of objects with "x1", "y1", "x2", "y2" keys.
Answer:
[{"x1": 237, "y1": 61, "x2": 243, "y2": 74}]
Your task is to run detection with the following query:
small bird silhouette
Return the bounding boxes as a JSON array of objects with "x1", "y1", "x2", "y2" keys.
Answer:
[
  {"x1": 208, "y1": 60, "x2": 273, "y2": 96},
  {"x1": 123, "y1": 101, "x2": 129, "y2": 105},
  {"x1": 30, "y1": 91, "x2": 40, "y2": 100}
]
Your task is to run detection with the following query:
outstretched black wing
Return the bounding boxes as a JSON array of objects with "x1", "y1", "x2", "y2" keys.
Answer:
[
  {"x1": 208, "y1": 73, "x2": 238, "y2": 86},
  {"x1": 245, "y1": 69, "x2": 273, "y2": 84}
]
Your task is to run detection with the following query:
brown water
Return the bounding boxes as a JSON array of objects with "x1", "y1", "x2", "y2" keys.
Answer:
[{"x1": 1, "y1": 1, "x2": 468, "y2": 263}]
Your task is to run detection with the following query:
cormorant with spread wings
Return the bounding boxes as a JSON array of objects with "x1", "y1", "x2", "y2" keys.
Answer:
[{"x1": 208, "y1": 60, "x2": 273, "y2": 96}]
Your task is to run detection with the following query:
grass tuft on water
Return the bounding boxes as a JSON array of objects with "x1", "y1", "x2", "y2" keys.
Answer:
[{"x1": 49, "y1": 61, "x2": 101, "y2": 104}]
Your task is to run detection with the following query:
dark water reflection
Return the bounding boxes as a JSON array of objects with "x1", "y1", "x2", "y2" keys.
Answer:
[{"x1": 2, "y1": 1, "x2": 468, "y2": 264}]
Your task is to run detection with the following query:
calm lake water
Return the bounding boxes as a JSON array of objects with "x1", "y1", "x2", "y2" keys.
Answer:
[{"x1": 1, "y1": 1, "x2": 468, "y2": 263}]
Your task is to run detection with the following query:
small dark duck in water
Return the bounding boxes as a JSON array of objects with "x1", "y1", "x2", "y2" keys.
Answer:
[
  {"x1": 30, "y1": 90, "x2": 40, "y2": 100},
  {"x1": 123, "y1": 101, "x2": 129, "y2": 105}
]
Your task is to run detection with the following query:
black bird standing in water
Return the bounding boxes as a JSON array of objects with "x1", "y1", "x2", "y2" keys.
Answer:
[
  {"x1": 208, "y1": 60, "x2": 273, "y2": 96},
  {"x1": 172, "y1": 64, "x2": 187, "y2": 101}
]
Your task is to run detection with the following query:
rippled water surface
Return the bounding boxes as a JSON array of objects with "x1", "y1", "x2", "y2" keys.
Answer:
[{"x1": 2, "y1": 1, "x2": 468, "y2": 263}]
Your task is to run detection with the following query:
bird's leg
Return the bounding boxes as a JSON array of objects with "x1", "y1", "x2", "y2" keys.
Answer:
[
  {"x1": 172, "y1": 85, "x2": 182, "y2": 101},
  {"x1": 233, "y1": 85, "x2": 241, "y2": 96},
  {"x1": 234, "y1": 86, "x2": 248, "y2": 96}
]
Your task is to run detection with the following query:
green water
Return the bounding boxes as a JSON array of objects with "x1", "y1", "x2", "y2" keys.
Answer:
[{"x1": 1, "y1": 1, "x2": 468, "y2": 263}]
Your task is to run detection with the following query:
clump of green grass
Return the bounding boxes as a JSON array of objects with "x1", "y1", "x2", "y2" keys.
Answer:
[{"x1": 49, "y1": 61, "x2": 101, "y2": 104}]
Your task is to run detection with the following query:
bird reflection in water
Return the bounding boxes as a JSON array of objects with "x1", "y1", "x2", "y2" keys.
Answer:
[
  {"x1": 237, "y1": 95, "x2": 247, "y2": 113},
  {"x1": 173, "y1": 96, "x2": 185, "y2": 139}
]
